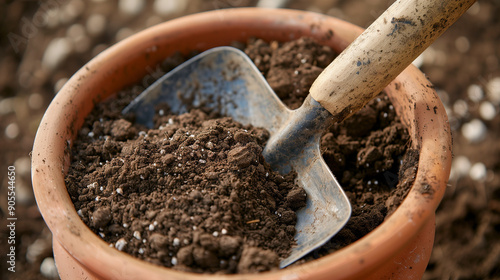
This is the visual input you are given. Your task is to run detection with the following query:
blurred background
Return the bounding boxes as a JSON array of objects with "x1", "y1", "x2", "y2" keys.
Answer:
[{"x1": 1, "y1": 0, "x2": 499, "y2": 279}]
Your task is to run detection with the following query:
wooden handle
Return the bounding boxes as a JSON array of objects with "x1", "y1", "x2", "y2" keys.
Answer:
[{"x1": 310, "y1": 0, "x2": 476, "y2": 122}]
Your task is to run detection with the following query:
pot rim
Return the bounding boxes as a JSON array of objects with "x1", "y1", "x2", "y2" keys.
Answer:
[{"x1": 31, "y1": 7, "x2": 451, "y2": 280}]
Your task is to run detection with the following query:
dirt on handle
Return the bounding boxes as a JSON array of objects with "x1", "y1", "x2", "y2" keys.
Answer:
[{"x1": 66, "y1": 105, "x2": 307, "y2": 274}]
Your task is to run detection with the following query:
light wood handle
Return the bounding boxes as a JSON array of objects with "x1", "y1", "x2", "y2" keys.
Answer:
[{"x1": 310, "y1": 0, "x2": 475, "y2": 121}]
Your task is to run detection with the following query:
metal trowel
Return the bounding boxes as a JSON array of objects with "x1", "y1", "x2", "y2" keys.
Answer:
[{"x1": 123, "y1": 0, "x2": 475, "y2": 268}]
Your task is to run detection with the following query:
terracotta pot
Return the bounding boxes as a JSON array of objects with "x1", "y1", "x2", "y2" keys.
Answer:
[{"x1": 32, "y1": 8, "x2": 452, "y2": 280}]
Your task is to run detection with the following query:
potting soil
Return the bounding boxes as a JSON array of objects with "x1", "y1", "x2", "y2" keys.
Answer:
[
  {"x1": 65, "y1": 37, "x2": 416, "y2": 273},
  {"x1": 67, "y1": 104, "x2": 306, "y2": 273}
]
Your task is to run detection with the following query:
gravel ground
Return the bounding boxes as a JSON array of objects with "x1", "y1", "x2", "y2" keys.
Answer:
[{"x1": 0, "y1": 0, "x2": 499, "y2": 279}]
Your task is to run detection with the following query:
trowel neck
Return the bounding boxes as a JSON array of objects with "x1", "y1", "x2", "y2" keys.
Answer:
[{"x1": 262, "y1": 95, "x2": 334, "y2": 174}]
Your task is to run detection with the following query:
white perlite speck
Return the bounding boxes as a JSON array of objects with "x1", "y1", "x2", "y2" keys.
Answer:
[
  {"x1": 66, "y1": 23, "x2": 86, "y2": 41},
  {"x1": 461, "y1": 119, "x2": 487, "y2": 143},
  {"x1": 453, "y1": 100, "x2": 468, "y2": 118},
  {"x1": 115, "y1": 238, "x2": 127, "y2": 251},
  {"x1": 479, "y1": 101, "x2": 496, "y2": 120},
  {"x1": 0, "y1": 98, "x2": 14, "y2": 115},
  {"x1": 26, "y1": 238, "x2": 50, "y2": 264},
  {"x1": 54, "y1": 77, "x2": 68, "y2": 93},
  {"x1": 470, "y1": 162, "x2": 487, "y2": 181},
  {"x1": 119, "y1": 0, "x2": 145, "y2": 15},
  {"x1": 173, "y1": 238, "x2": 180, "y2": 246},
  {"x1": 40, "y1": 257, "x2": 59, "y2": 279},
  {"x1": 467, "y1": 84, "x2": 484, "y2": 103},
  {"x1": 86, "y1": 14, "x2": 106, "y2": 36},
  {"x1": 154, "y1": 0, "x2": 187, "y2": 16},
  {"x1": 5, "y1": 123, "x2": 19, "y2": 139},
  {"x1": 452, "y1": 156, "x2": 471, "y2": 179},
  {"x1": 28, "y1": 92, "x2": 44, "y2": 110},
  {"x1": 206, "y1": 141, "x2": 215, "y2": 149},
  {"x1": 133, "y1": 231, "x2": 141, "y2": 240},
  {"x1": 486, "y1": 77, "x2": 500, "y2": 104},
  {"x1": 42, "y1": 38, "x2": 72, "y2": 70}
]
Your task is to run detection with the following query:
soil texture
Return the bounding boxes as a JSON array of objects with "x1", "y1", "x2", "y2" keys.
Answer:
[{"x1": 66, "y1": 101, "x2": 306, "y2": 273}]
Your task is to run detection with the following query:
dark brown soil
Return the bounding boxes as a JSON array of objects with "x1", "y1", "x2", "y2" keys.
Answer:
[
  {"x1": 316, "y1": 97, "x2": 418, "y2": 254},
  {"x1": 66, "y1": 101, "x2": 306, "y2": 273},
  {"x1": 64, "y1": 36, "x2": 415, "y2": 274},
  {"x1": 244, "y1": 37, "x2": 337, "y2": 109}
]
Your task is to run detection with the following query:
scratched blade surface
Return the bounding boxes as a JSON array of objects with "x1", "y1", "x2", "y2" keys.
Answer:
[
  {"x1": 122, "y1": 47, "x2": 351, "y2": 267},
  {"x1": 122, "y1": 47, "x2": 287, "y2": 132}
]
